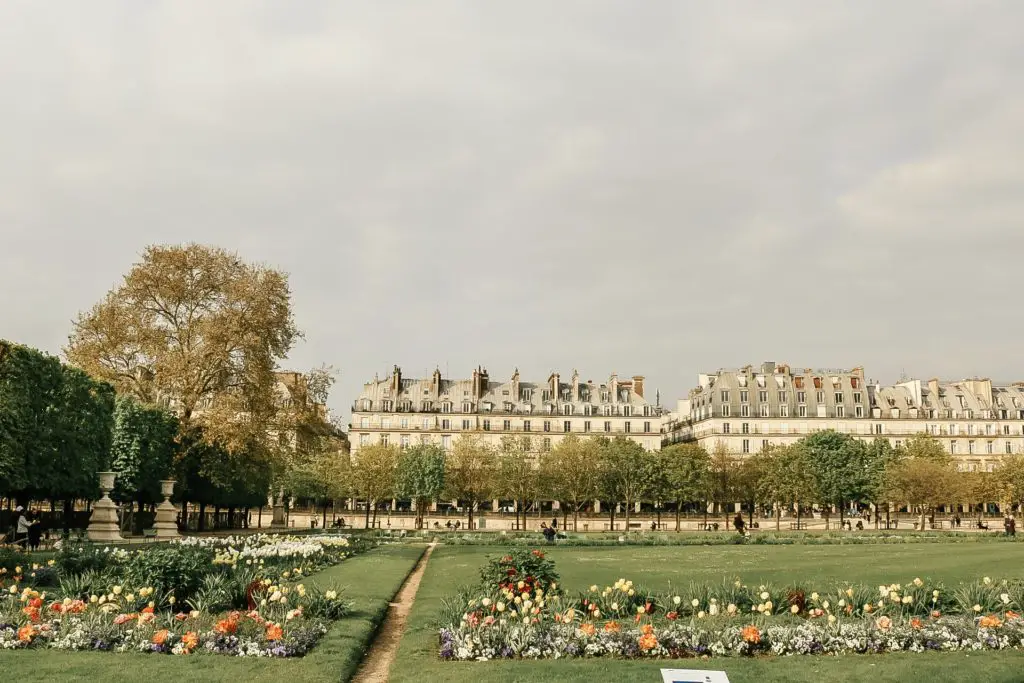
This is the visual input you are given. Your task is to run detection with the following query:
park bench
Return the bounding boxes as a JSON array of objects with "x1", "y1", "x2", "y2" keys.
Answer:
[
  {"x1": 789, "y1": 521, "x2": 807, "y2": 530},
  {"x1": 142, "y1": 528, "x2": 157, "y2": 542}
]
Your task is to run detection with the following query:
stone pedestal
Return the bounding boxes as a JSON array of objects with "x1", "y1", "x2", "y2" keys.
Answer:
[
  {"x1": 88, "y1": 471, "x2": 123, "y2": 542},
  {"x1": 270, "y1": 489, "x2": 287, "y2": 528},
  {"x1": 152, "y1": 479, "x2": 180, "y2": 540}
]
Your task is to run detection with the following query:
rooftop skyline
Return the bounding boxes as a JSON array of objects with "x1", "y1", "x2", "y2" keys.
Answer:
[{"x1": 2, "y1": 2, "x2": 1022, "y2": 418}]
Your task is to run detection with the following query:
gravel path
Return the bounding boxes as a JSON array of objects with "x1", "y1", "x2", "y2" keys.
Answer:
[{"x1": 352, "y1": 543, "x2": 436, "y2": 683}]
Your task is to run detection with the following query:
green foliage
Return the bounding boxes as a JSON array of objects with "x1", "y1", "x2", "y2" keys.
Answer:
[
  {"x1": 0, "y1": 340, "x2": 115, "y2": 500},
  {"x1": 110, "y1": 395, "x2": 178, "y2": 504},
  {"x1": 395, "y1": 444, "x2": 447, "y2": 525},
  {"x1": 599, "y1": 436, "x2": 657, "y2": 526},
  {"x1": 120, "y1": 545, "x2": 216, "y2": 601},
  {"x1": 479, "y1": 547, "x2": 559, "y2": 593},
  {"x1": 801, "y1": 430, "x2": 871, "y2": 514}
]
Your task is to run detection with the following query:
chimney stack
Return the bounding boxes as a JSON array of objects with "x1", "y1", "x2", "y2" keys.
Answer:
[{"x1": 632, "y1": 375, "x2": 645, "y2": 398}]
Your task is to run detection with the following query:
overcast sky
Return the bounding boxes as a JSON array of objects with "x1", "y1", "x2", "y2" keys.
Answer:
[{"x1": 1, "y1": 1, "x2": 1022, "y2": 418}]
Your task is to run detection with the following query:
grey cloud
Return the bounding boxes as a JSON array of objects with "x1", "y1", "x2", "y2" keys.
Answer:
[{"x1": 1, "y1": 1, "x2": 1022, "y2": 418}]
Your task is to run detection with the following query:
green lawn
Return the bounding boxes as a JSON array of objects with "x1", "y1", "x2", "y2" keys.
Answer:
[
  {"x1": 0, "y1": 543, "x2": 425, "y2": 683},
  {"x1": 391, "y1": 543, "x2": 1024, "y2": 683}
]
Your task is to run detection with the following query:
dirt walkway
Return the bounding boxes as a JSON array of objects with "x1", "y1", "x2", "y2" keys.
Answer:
[{"x1": 352, "y1": 543, "x2": 436, "y2": 683}]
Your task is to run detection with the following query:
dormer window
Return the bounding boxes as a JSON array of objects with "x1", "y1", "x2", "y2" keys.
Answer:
[
  {"x1": 504, "y1": 402, "x2": 514, "y2": 412},
  {"x1": 441, "y1": 402, "x2": 452, "y2": 413},
  {"x1": 420, "y1": 401, "x2": 432, "y2": 411},
  {"x1": 563, "y1": 404, "x2": 572, "y2": 416},
  {"x1": 382, "y1": 400, "x2": 393, "y2": 412},
  {"x1": 584, "y1": 404, "x2": 592, "y2": 416},
  {"x1": 361, "y1": 399, "x2": 371, "y2": 411},
  {"x1": 623, "y1": 405, "x2": 632, "y2": 417},
  {"x1": 462, "y1": 401, "x2": 473, "y2": 412}
]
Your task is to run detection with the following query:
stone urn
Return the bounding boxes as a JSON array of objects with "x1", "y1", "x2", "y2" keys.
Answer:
[
  {"x1": 152, "y1": 479, "x2": 180, "y2": 539},
  {"x1": 87, "y1": 471, "x2": 123, "y2": 542}
]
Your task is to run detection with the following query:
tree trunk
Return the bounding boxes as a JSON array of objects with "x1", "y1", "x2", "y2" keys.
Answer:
[
  {"x1": 748, "y1": 504, "x2": 753, "y2": 528},
  {"x1": 703, "y1": 502, "x2": 708, "y2": 530},
  {"x1": 364, "y1": 502, "x2": 370, "y2": 529},
  {"x1": 775, "y1": 504, "x2": 781, "y2": 531},
  {"x1": 198, "y1": 502, "x2": 206, "y2": 531},
  {"x1": 675, "y1": 505, "x2": 681, "y2": 532},
  {"x1": 624, "y1": 497, "x2": 631, "y2": 530},
  {"x1": 63, "y1": 497, "x2": 73, "y2": 533},
  {"x1": 840, "y1": 503, "x2": 845, "y2": 527},
  {"x1": 573, "y1": 501, "x2": 579, "y2": 532},
  {"x1": 467, "y1": 501, "x2": 474, "y2": 531},
  {"x1": 258, "y1": 505, "x2": 263, "y2": 529},
  {"x1": 322, "y1": 504, "x2": 327, "y2": 529},
  {"x1": 609, "y1": 503, "x2": 616, "y2": 531}
]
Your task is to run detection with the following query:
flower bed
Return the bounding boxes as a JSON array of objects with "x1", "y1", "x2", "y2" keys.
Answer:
[
  {"x1": 437, "y1": 548, "x2": 1024, "y2": 661},
  {"x1": 0, "y1": 534, "x2": 365, "y2": 658}
]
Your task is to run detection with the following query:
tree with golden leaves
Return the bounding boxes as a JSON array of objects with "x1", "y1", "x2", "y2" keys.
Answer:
[
  {"x1": 446, "y1": 434, "x2": 497, "y2": 530},
  {"x1": 65, "y1": 244, "x2": 301, "y2": 520}
]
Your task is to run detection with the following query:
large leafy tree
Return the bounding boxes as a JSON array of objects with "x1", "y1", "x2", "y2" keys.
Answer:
[
  {"x1": 351, "y1": 443, "x2": 399, "y2": 528},
  {"x1": 540, "y1": 434, "x2": 601, "y2": 531},
  {"x1": 395, "y1": 444, "x2": 446, "y2": 530},
  {"x1": 657, "y1": 443, "x2": 711, "y2": 531},
  {"x1": 598, "y1": 436, "x2": 656, "y2": 531},
  {"x1": 801, "y1": 430, "x2": 871, "y2": 524},
  {"x1": 65, "y1": 243, "x2": 300, "y2": 480},
  {"x1": 996, "y1": 454, "x2": 1024, "y2": 512},
  {"x1": 109, "y1": 395, "x2": 178, "y2": 529},
  {"x1": 0, "y1": 341, "x2": 115, "y2": 519},
  {"x1": 498, "y1": 435, "x2": 539, "y2": 530},
  {"x1": 445, "y1": 435, "x2": 496, "y2": 531},
  {"x1": 885, "y1": 435, "x2": 960, "y2": 529},
  {"x1": 708, "y1": 444, "x2": 738, "y2": 525},
  {"x1": 755, "y1": 443, "x2": 818, "y2": 529}
]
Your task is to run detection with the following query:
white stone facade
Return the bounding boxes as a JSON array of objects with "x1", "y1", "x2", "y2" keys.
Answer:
[
  {"x1": 349, "y1": 366, "x2": 664, "y2": 457},
  {"x1": 668, "y1": 361, "x2": 1024, "y2": 472}
]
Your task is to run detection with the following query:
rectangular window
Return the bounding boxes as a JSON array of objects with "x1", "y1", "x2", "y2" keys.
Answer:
[
  {"x1": 462, "y1": 419, "x2": 471, "y2": 430},
  {"x1": 643, "y1": 421, "x2": 651, "y2": 433},
  {"x1": 742, "y1": 422, "x2": 749, "y2": 434},
  {"x1": 543, "y1": 420, "x2": 551, "y2": 432},
  {"x1": 1007, "y1": 441, "x2": 1013, "y2": 454},
  {"x1": 759, "y1": 390, "x2": 768, "y2": 403},
  {"x1": 951, "y1": 440, "x2": 958, "y2": 454},
  {"x1": 760, "y1": 404, "x2": 769, "y2": 417},
  {"x1": 563, "y1": 420, "x2": 571, "y2": 432},
  {"x1": 542, "y1": 437, "x2": 551, "y2": 451},
  {"x1": 721, "y1": 390, "x2": 730, "y2": 402},
  {"x1": 440, "y1": 419, "x2": 449, "y2": 430},
  {"x1": 895, "y1": 440, "x2": 902, "y2": 448},
  {"x1": 834, "y1": 392, "x2": 844, "y2": 404},
  {"x1": 584, "y1": 421, "x2": 591, "y2": 432},
  {"x1": 853, "y1": 392, "x2": 862, "y2": 404},
  {"x1": 762, "y1": 439, "x2": 769, "y2": 450},
  {"x1": 1005, "y1": 425, "x2": 1011, "y2": 435},
  {"x1": 422, "y1": 418, "x2": 430, "y2": 429},
  {"x1": 382, "y1": 418, "x2": 391, "y2": 429},
  {"x1": 360, "y1": 417, "x2": 369, "y2": 428},
  {"x1": 987, "y1": 440, "x2": 994, "y2": 454},
  {"x1": 874, "y1": 424, "x2": 883, "y2": 434},
  {"x1": 359, "y1": 434, "x2": 369, "y2": 446},
  {"x1": 442, "y1": 435, "x2": 451, "y2": 449},
  {"x1": 740, "y1": 404, "x2": 750, "y2": 417},
  {"x1": 742, "y1": 439, "x2": 750, "y2": 454},
  {"x1": 524, "y1": 420, "x2": 531, "y2": 432},
  {"x1": 624, "y1": 421, "x2": 631, "y2": 433},
  {"x1": 400, "y1": 417, "x2": 409, "y2": 428},
  {"x1": 740, "y1": 390, "x2": 749, "y2": 403},
  {"x1": 780, "y1": 404, "x2": 789, "y2": 417},
  {"x1": 968, "y1": 440, "x2": 975, "y2": 454},
  {"x1": 797, "y1": 391, "x2": 806, "y2": 404},
  {"x1": 836, "y1": 406, "x2": 845, "y2": 418},
  {"x1": 722, "y1": 423, "x2": 731, "y2": 434},
  {"x1": 968, "y1": 424, "x2": 975, "y2": 435},
  {"x1": 855, "y1": 406, "x2": 863, "y2": 418},
  {"x1": 503, "y1": 419, "x2": 511, "y2": 431},
  {"x1": 778, "y1": 391, "x2": 787, "y2": 403},
  {"x1": 400, "y1": 434, "x2": 410, "y2": 448},
  {"x1": 380, "y1": 434, "x2": 389, "y2": 446},
  {"x1": 798, "y1": 405, "x2": 807, "y2": 417},
  {"x1": 420, "y1": 434, "x2": 429, "y2": 444},
  {"x1": 604, "y1": 421, "x2": 612, "y2": 433},
  {"x1": 722, "y1": 404, "x2": 731, "y2": 417},
  {"x1": 816, "y1": 391, "x2": 825, "y2": 403},
  {"x1": 482, "y1": 419, "x2": 490, "y2": 431}
]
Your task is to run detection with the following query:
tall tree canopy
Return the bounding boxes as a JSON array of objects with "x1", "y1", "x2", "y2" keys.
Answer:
[
  {"x1": 802, "y1": 430, "x2": 871, "y2": 522},
  {"x1": 65, "y1": 243, "x2": 300, "y2": 456},
  {"x1": 541, "y1": 434, "x2": 601, "y2": 531},
  {"x1": 446, "y1": 434, "x2": 496, "y2": 530},
  {"x1": 395, "y1": 444, "x2": 447, "y2": 530},
  {"x1": 657, "y1": 443, "x2": 711, "y2": 531}
]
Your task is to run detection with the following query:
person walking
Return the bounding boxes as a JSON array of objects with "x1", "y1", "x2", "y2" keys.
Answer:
[
  {"x1": 733, "y1": 513, "x2": 746, "y2": 535},
  {"x1": 14, "y1": 506, "x2": 31, "y2": 547}
]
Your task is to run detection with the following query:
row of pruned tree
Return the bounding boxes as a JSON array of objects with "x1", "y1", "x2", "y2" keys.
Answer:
[{"x1": 336, "y1": 430, "x2": 1024, "y2": 532}]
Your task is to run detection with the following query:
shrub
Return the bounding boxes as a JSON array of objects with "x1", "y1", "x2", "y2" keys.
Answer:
[
  {"x1": 120, "y1": 545, "x2": 215, "y2": 602},
  {"x1": 479, "y1": 548, "x2": 559, "y2": 593}
]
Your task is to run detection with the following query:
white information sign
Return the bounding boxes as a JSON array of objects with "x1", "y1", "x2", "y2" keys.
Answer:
[{"x1": 660, "y1": 669, "x2": 731, "y2": 683}]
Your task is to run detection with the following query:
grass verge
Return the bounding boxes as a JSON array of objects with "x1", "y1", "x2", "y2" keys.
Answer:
[{"x1": 0, "y1": 543, "x2": 426, "y2": 683}]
